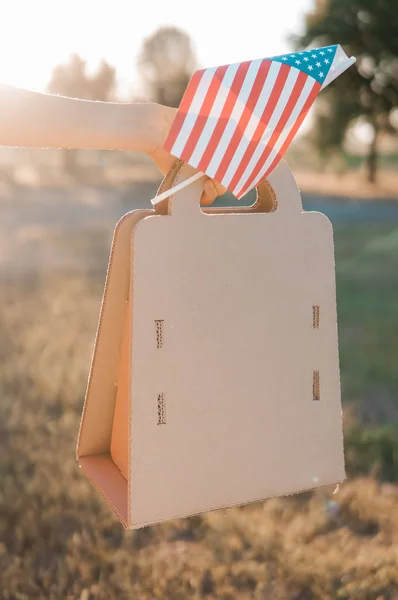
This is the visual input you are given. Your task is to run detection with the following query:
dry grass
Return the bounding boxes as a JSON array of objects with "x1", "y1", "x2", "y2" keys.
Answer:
[{"x1": 0, "y1": 272, "x2": 398, "y2": 599}]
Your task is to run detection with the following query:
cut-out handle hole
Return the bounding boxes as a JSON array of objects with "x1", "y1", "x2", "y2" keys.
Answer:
[{"x1": 200, "y1": 180, "x2": 278, "y2": 215}]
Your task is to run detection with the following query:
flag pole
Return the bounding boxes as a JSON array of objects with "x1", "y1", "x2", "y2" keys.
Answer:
[{"x1": 151, "y1": 171, "x2": 205, "y2": 206}]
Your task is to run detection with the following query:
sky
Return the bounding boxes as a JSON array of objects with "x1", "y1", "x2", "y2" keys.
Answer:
[{"x1": 0, "y1": 0, "x2": 314, "y2": 97}]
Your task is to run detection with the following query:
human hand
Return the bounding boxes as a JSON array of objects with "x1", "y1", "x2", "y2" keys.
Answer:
[{"x1": 146, "y1": 103, "x2": 226, "y2": 206}]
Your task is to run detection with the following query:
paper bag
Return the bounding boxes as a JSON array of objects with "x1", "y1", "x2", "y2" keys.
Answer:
[{"x1": 77, "y1": 159, "x2": 345, "y2": 529}]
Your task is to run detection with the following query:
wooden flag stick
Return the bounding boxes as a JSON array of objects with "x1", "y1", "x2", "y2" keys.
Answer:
[{"x1": 151, "y1": 171, "x2": 205, "y2": 206}]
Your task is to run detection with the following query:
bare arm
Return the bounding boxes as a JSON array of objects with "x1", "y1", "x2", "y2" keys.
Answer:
[
  {"x1": 0, "y1": 83, "x2": 225, "y2": 203},
  {"x1": 0, "y1": 83, "x2": 168, "y2": 152}
]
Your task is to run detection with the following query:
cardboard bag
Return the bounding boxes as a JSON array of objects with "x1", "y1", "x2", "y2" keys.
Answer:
[{"x1": 77, "y1": 159, "x2": 345, "y2": 529}]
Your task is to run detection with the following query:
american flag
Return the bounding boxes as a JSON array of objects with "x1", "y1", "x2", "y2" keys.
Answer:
[{"x1": 163, "y1": 44, "x2": 355, "y2": 199}]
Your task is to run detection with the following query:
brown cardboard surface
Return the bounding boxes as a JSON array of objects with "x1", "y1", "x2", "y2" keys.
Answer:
[
  {"x1": 129, "y1": 161, "x2": 344, "y2": 527},
  {"x1": 77, "y1": 160, "x2": 344, "y2": 529}
]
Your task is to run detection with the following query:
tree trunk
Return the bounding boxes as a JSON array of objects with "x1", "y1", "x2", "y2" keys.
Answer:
[{"x1": 366, "y1": 125, "x2": 378, "y2": 183}]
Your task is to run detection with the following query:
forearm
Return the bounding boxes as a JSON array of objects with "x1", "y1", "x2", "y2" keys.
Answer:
[{"x1": 0, "y1": 83, "x2": 155, "y2": 151}]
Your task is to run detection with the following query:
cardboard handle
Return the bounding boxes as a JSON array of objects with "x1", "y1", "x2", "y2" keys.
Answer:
[
  {"x1": 155, "y1": 160, "x2": 278, "y2": 216},
  {"x1": 265, "y1": 160, "x2": 303, "y2": 217},
  {"x1": 155, "y1": 160, "x2": 302, "y2": 220}
]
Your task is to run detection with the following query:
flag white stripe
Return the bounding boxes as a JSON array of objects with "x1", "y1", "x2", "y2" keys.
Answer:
[
  {"x1": 222, "y1": 62, "x2": 282, "y2": 187},
  {"x1": 170, "y1": 67, "x2": 218, "y2": 157},
  {"x1": 233, "y1": 67, "x2": 300, "y2": 193},
  {"x1": 204, "y1": 59, "x2": 263, "y2": 179},
  {"x1": 241, "y1": 77, "x2": 317, "y2": 194},
  {"x1": 188, "y1": 62, "x2": 240, "y2": 167}
]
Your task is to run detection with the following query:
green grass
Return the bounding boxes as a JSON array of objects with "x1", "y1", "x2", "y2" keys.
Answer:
[{"x1": 334, "y1": 223, "x2": 398, "y2": 423}]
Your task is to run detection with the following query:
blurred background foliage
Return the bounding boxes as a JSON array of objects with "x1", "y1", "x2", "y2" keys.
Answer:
[
  {"x1": 296, "y1": 0, "x2": 398, "y2": 182},
  {"x1": 1, "y1": 0, "x2": 398, "y2": 598},
  {"x1": 137, "y1": 26, "x2": 197, "y2": 107}
]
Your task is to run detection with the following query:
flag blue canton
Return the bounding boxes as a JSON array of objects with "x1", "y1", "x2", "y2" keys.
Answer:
[{"x1": 270, "y1": 45, "x2": 338, "y2": 84}]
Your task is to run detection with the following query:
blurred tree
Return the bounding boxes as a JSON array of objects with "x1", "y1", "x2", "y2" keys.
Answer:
[
  {"x1": 48, "y1": 53, "x2": 90, "y2": 100},
  {"x1": 297, "y1": 0, "x2": 398, "y2": 182},
  {"x1": 88, "y1": 59, "x2": 117, "y2": 102},
  {"x1": 48, "y1": 55, "x2": 116, "y2": 174},
  {"x1": 138, "y1": 26, "x2": 197, "y2": 107},
  {"x1": 48, "y1": 53, "x2": 116, "y2": 101}
]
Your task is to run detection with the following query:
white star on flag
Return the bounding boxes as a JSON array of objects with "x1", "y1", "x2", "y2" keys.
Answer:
[{"x1": 153, "y1": 44, "x2": 356, "y2": 204}]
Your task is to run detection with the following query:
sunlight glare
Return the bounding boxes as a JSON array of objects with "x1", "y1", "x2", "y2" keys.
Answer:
[{"x1": 0, "y1": 0, "x2": 312, "y2": 95}]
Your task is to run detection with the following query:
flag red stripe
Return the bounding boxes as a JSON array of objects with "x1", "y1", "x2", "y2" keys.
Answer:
[
  {"x1": 213, "y1": 59, "x2": 272, "y2": 183},
  {"x1": 179, "y1": 64, "x2": 229, "y2": 164},
  {"x1": 236, "y1": 69, "x2": 308, "y2": 197},
  {"x1": 261, "y1": 81, "x2": 321, "y2": 182},
  {"x1": 196, "y1": 61, "x2": 251, "y2": 173},
  {"x1": 227, "y1": 63, "x2": 290, "y2": 192},
  {"x1": 163, "y1": 69, "x2": 204, "y2": 153}
]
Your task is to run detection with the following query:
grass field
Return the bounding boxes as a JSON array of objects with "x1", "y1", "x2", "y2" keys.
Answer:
[
  {"x1": 335, "y1": 222, "x2": 398, "y2": 424},
  {"x1": 1, "y1": 180, "x2": 398, "y2": 599}
]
